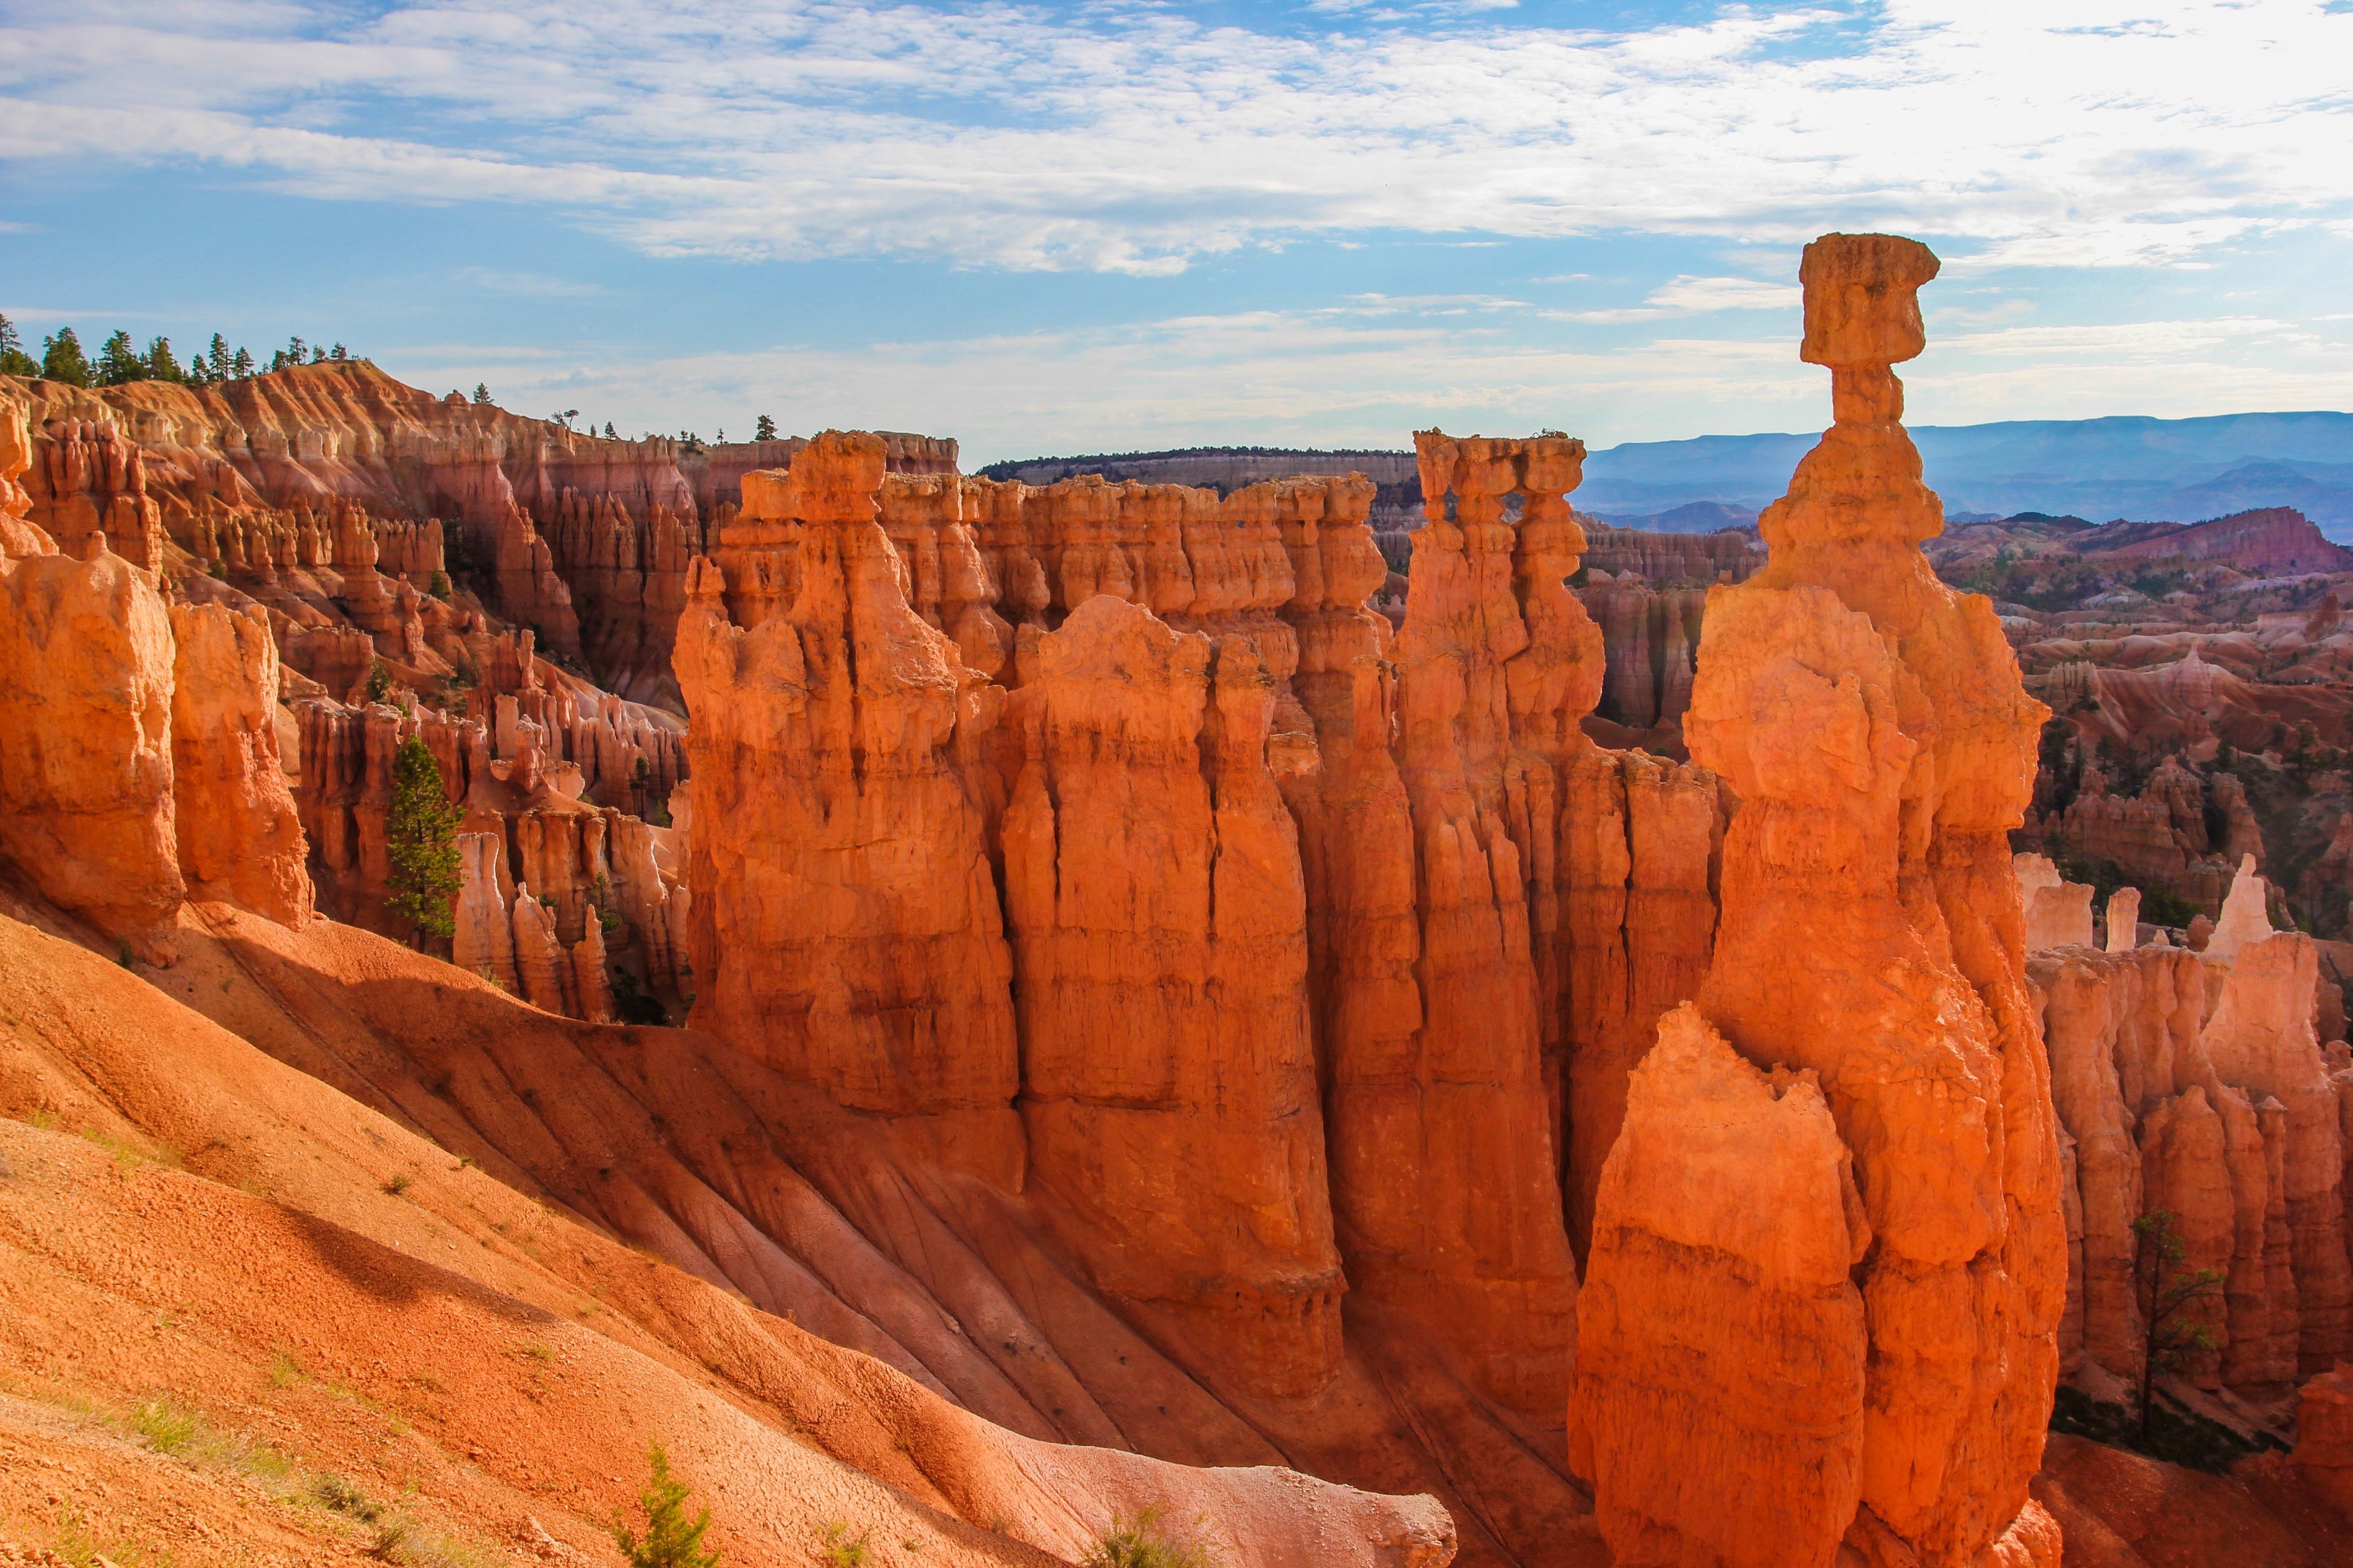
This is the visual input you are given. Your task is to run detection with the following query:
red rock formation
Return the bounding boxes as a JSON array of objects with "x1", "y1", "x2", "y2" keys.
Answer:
[
  {"x1": 2203, "y1": 932, "x2": 2353, "y2": 1373},
  {"x1": 679, "y1": 427, "x2": 1722, "y2": 1424},
  {"x1": 0, "y1": 398, "x2": 54, "y2": 559},
  {"x1": 672, "y1": 432, "x2": 1022, "y2": 1179},
  {"x1": 2299, "y1": 1364, "x2": 2353, "y2": 1520},
  {"x1": 2030, "y1": 916, "x2": 2353, "y2": 1398},
  {"x1": 26, "y1": 417, "x2": 164, "y2": 570},
  {"x1": 453, "y1": 829, "x2": 518, "y2": 992},
  {"x1": 1578, "y1": 523, "x2": 1761, "y2": 586},
  {"x1": 2019, "y1": 852, "x2": 2098, "y2": 950},
  {"x1": 1004, "y1": 596, "x2": 1342, "y2": 1394},
  {"x1": 1572, "y1": 233, "x2": 2064, "y2": 1567},
  {"x1": 0, "y1": 534, "x2": 184, "y2": 933},
  {"x1": 1572, "y1": 1004, "x2": 1869, "y2": 1568},
  {"x1": 1575, "y1": 574, "x2": 1708, "y2": 743},
  {"x1": 167, "y1": 600, "x2": 312, "y2": 925}
]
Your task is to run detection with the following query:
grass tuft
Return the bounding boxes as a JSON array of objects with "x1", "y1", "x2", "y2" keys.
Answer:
[{"x1": 1084, "y1": 1506, "x2": 1220, "y2": 1568}]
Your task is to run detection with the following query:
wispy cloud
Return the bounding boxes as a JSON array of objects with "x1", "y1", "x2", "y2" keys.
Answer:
[
  {"x1": 378, "y1": 293, "x2": 2352, "y2": 464},
  {"x1": 450, "y1": 267, "x2": 611, "y2": 298},
  {"x1": 1, "y1": 2, "x2": 2349, "y2": 275},
  {"x1": 1555, "y1": 272, "x2": 1799, "y2": 321}
]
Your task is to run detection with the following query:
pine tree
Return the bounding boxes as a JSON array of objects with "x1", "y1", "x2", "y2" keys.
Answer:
[
  {"x1": 609, "y1": 1443, "x2": 720, "y2": 1568},
  {"x1": 286, "y1": 336, "x2": 307, "y2": 366},
  {"x1": 97, "y1": 330, "x2": 146, "y2": 386},
  {"x1": 230, "y1": 345, "x2": 254, "y2": 378},
  {"x1": 42, "y1": 327, "x2": 92, "y2": 386},
  {"x1": 331, "y1": 342, "x2": 347, "y2": 360},
  {"x1": 385, "y1": 736, "x2": 464, "y2": 943},
  {"x1": 754, "y1": 414, "x2": 776, "y2": 441},
  {"x1": 604, "y1": 421, "x2": 617, "y2": 440},
  {"x1": 0, "y1": 314, "x2": 35, "y2": 377},
  {"x1": 311, "y1": 344, "x2": 326, "y2": 363},
  {"x1": 473, "y1": 383, "x2": 491, "y2": 404},
  {"x1": 145, "y1": 336, "x2": 186, "y2": 384},
  {"x1": 2132, "y1": 1209, "x2": 2226, "y2": 1440},
  {"x1": 207, "y1": 334, "x2": 231, "y2": 379}
]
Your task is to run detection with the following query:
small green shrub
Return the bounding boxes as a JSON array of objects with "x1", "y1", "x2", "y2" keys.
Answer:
[
  {"x1": 1085, "y1": 1507, "x2": 1217, "y2": 1568},
  {"x1": 819, "y1": 1522, "x2": 869, "y2": 1566},
  {"x1": 430, "y1": 570, "x2": 453, "y2": 599},
  {"x1": 132, "y1": 1396, "x2": 202, "y2": 1455},
  {"x1": 313, "y1": 1472, "x2": 383, "y2": 1522},
  {"x1": 610, "y1": 1441, "x2": 720, "y2": 1568},
  {"x1": 383, "y1": 1172, "x2": 413, "y2": 1195}
]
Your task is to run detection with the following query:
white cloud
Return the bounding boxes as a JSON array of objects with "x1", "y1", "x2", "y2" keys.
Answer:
[
  {"x1": 1556, "y1": 272, "x2": 1800, "y2": 321},
  {"x1": 0, "y1": 1, "x2": 2348, "y2": 275}
]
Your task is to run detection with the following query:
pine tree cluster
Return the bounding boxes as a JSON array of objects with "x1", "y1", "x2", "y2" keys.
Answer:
[{"x1": 0, "y1": 315, "x2": 357, "y2": 388}]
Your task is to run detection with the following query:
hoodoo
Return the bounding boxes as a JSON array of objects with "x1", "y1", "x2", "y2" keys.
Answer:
[{"x1": 1570, "y1": 234, "x2": 2068, "y2": 1567}]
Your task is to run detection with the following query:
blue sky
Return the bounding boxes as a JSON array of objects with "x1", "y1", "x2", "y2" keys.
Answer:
[{"x1": 4, "y1": 1, "x2": 2352, "y2": 464}]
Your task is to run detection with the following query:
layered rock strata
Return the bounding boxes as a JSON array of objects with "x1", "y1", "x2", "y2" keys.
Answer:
[
  {"x1": 167, "y1": 600, "x2": 312, "y2": 924},
  {"x1": 0, "y1": 411, "x2": 315, "y2": 937},
  {"x1": 1570, "y1": 233, "x2": 2065, "y2": 1568},
  {"x1": 0, "y1": 532, "x2": 185, "y2": 933},
  {"x1": 297, "y1": 695, "x2": 687, "y2": 1001},
  {"x1": 8, "y1": 365, "x2": 957, "y2": 707},
  {"x1": 1005, "y1": 596, "x2": 1344, "y2": 1393},
  {"x1": 673, "y1": 432, "x2": 1024, "y2": 1177},
  {"x1": 674, "y1": 424, "x2": 1722, "y2": 1416},
  {"x1": 2032, "y1": 860, "x2": 2353, "y2": 1397}
]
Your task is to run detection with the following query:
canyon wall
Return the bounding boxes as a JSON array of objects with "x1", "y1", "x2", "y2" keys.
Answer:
[
  {"x1": 7, "y1": 366, "x2": 952, "y2": 708},
  {"x1": 2029, "y1": 856, "x2": 2353, "y2": 1399},
  {"x1": 1569, "y1": 234, "x2": 2064, "y2": 1567},
  {"x1": 0, "y1": 394, "x2": 315, "y2": 938},
  {"x1": 672, "y1": 421, "x2": 1723, "y2": 1422}
]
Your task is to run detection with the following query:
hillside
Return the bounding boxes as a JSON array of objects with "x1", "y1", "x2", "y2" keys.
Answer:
[{"x1": 0, "y1": 891, "x2": 1456, "y2": 1568}]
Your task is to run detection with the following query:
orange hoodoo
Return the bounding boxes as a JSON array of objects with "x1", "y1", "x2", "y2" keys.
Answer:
[{"x1": 1568, "y1": 234, "x2": 2069, "y2": 1568}]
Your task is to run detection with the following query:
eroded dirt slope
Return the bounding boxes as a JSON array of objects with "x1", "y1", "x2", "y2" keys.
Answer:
[{"x1": 0, "y1": 899, "x2": 1453, "y2": 1568}]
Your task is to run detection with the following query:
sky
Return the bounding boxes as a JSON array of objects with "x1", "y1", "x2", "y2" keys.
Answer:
[{"x1": 3, "y1": 1, "x2": 2352, "y2": 465}]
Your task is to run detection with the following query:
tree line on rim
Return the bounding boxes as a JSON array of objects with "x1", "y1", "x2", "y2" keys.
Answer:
[{"x1": 0, "y1": 315, "x2": 362, "y2": 388}]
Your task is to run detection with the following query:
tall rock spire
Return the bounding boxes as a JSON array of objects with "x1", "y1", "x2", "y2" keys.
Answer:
[{"x1": 1570, "y1": 234, "x2": 2067, "y2": 1568}]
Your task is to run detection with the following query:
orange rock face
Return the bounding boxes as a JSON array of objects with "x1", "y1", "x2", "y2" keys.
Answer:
[
  {"x1": 1571, "y1": 1004, "x2": 1868, "y2": 1568},
  {"x1": 673, "y1": 431, "x2": 1022, "y2": 1174},
  {"x1": 1571, "y1": 233, "x2": 2066, "y2": 1568},
  {"x1": 2030, "y1": 918, "x2": 2353, "y2": 1397},
  {"x1": 0, "y1": 535, "x2": 184, "y2": 934},
  {"x1": 1005, "y1": 596, "x2": 1343, "y2": 1393},
  {"x1": 166, "y1": 600, "x2": 313, "y2": 925},
  {"x1": 672, "y1": 424, "x2": 1725, "y2": 1427},
  {"x1": 2299, "y1": 1364, "x2": 2353, "y2": 1520}
]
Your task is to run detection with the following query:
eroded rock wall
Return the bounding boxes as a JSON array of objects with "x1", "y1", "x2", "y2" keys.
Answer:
[
  {"x1": 674, "y1": 422, "x2": 1725, "y2": 1421},
  {"x1": 167, "y1": 600, "x2": 312, "y2": 924}
]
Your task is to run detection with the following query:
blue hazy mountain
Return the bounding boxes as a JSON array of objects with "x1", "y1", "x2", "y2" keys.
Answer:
[{"x1": 1579, "y1": 411, "x2": 2353, "y2": 536}]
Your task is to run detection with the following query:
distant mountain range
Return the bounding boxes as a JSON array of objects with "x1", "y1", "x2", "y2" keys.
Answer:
[
  {"x1": 992, "y1": 412, "x2": 2353, "y2": 539},
  {"x1": 1580, "y1": 411, "x2": 2353, "y2": 536}
]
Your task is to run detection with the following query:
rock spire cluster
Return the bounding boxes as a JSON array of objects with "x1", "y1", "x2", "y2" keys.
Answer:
[
  {"x1": 672, "y1": 421, "x2": 1724, "y2": 1408},
  {"x1": 1, "y1": 395, "x2": 315, "y2": 941}
]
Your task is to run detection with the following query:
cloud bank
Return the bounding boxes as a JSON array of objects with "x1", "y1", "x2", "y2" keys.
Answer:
[{"x1": 4, "y1": 1, "x2": 2351, "y2": 275}]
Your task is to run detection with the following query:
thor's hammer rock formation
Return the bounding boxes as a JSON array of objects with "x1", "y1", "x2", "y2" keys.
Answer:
[{"x1": 1570, "y1": 234, "x2": 2068, "y2": 1567}]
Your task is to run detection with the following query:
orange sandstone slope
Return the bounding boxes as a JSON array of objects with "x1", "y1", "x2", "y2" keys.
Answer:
[{"x1": 0, "y1": 901, "x2": 1455, "y2": 1568}]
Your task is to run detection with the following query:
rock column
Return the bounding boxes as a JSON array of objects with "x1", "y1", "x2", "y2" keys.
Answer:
[{"x1": 1570, "y1": 233, "x2": 2064, "y2": 1568}]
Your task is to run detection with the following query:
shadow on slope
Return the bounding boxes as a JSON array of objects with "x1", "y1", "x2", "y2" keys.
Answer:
[{"x1": 0, "y1": 893, "x2": 1455, "y2": 1568}]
